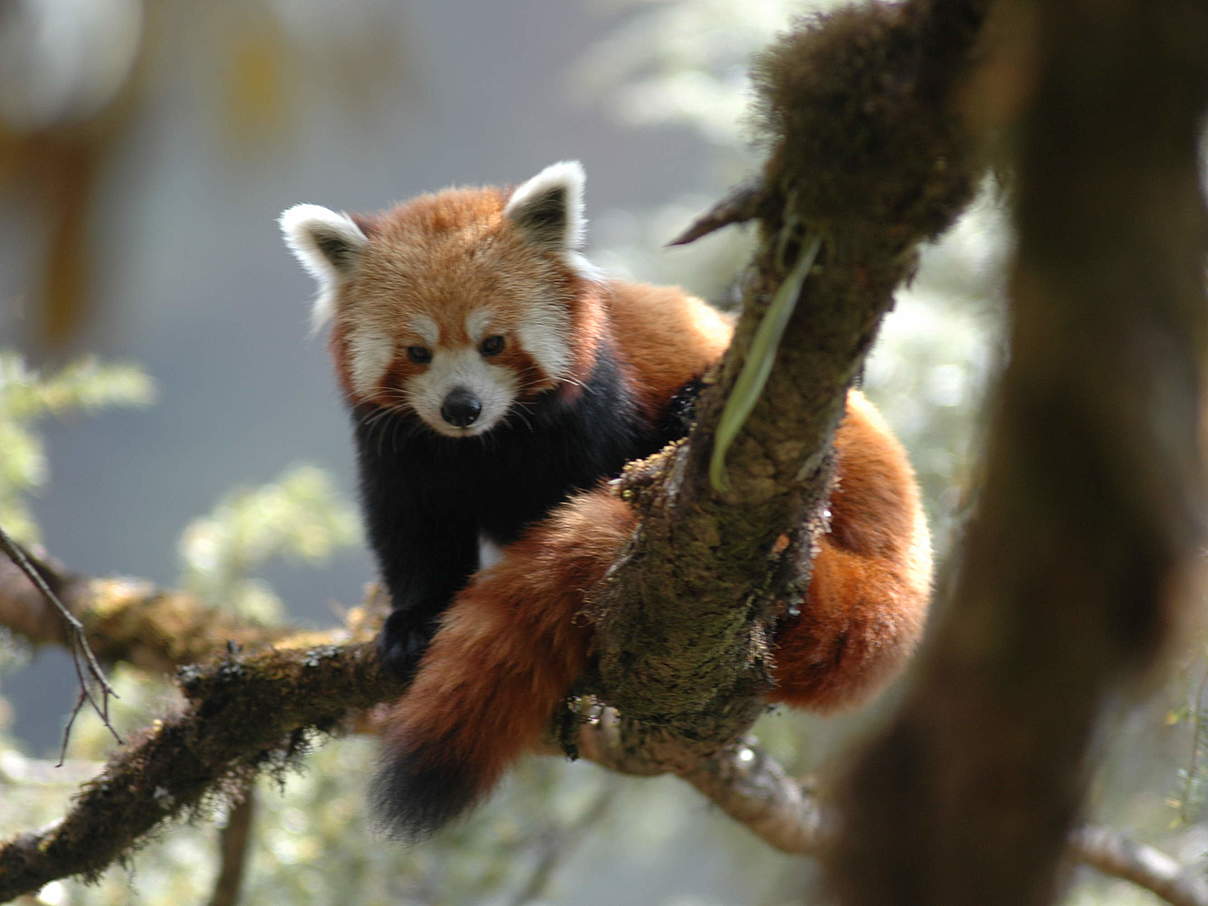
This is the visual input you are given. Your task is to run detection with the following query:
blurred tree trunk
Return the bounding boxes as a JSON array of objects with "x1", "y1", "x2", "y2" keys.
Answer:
[{"x1": 827, "y1": 2, "x2": 1208, "y2": 904}]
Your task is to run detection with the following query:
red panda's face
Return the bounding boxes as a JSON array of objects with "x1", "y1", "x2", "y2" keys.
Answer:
[
  {"x1": 281, "y1": 162, "x2": 600, "y2": 439},
  {"x1": 339, "y1": 264, "x2": 568, "y2": 438}
]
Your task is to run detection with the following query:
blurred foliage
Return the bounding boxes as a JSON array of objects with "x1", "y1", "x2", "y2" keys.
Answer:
[
  {"x1": 0, "y1": 351, "x2": 153, "y2": 544},
  {"x1": 576, "y1": 0, "x2": 799, "y2": 144},
  {"x1": 0, "y1": 0, "x2": 415, "y2": 343},
  {"x1": 1167, "y1": 649, "x2": 1208, "y2": 827},
  {"x1": 177, "y1": 465, "x2": 359, "y2": 624}
]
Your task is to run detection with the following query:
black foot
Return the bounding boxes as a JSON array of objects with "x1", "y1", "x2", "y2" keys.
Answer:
[{"x1": 377, "y1": 611, "x2": 437, "y2": 680}]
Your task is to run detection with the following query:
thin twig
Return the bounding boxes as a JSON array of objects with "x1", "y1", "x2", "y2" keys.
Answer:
[
  {"x1": 506, "y1": 781, "x2": 616, "y2": 906},
  {"x1": 1071, "y1": 826, "x2": 1208, "y2": 906},
  {"x1": 1180, "y1": 658, "x2": 1208, "y2": 823},
  {"x1": 0, "y1": 523, "x2": 122, "y2": 757},
  {"x1": 666, "y1": 178, "x2": 766, "y2": 247},
  {"x1": 57, "y1": 690, "x2": 89, "y2": 770},
  {"x1": 207, "y1": 783, "x2": 256, "y2": 906}
]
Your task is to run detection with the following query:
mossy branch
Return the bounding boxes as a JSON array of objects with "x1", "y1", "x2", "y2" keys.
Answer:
[
  {"x1": 2, "y1": 563, "x2": 1205, "y2": 906},
  {"x1": 0, "y1": 554, "x2": 334, "y2": 675},
  {"x1": 0, "y1": 635, "x2": 395, "y2": 900},
  {"x1": 590, "y1": 0, "x2": 988, "y2": 765}
]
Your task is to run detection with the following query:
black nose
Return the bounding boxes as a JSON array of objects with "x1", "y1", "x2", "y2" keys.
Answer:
[{"x1": 440, "y1": 388, "x2": 482, "y2": 428}]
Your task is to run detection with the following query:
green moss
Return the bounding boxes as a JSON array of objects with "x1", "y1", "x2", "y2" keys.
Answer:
[{"x1": 752, "y1": 3, "x2": 976, "y2": 243}]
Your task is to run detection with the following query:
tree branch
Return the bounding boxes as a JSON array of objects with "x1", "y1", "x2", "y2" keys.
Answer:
[
  {"x1": 589, "y1": 0, "x2": 989, "y2": 770},
  {"x1": 505, "y1": 781, "x2": 615, "y2": 906},
  {"x1": 578, "y1": 709, "x2": 1208, "y2": 906},
  {"x1": 206, "y1": 784, "x2": 256, "y2": 906},
  {"x1": 0, "y1": 636, "x2": 399, "y2": 901},
  {"x1": 0, "y1": 553, "x2": 360, "y2": 675},
  {"x1": 1071, "y1": 827, "x2": 1208, "y2": 906},
  {"x1": 0, "y1": 526, "x2": 122, "y2": 755},
  {"x1": 1, "y1": 561, "x2": 1204, "y2": 905}
]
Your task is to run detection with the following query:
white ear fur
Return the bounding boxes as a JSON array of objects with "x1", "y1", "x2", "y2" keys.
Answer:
[
  {"x1": 279, "y1": 204, "x2": 368, "y2": 332},
  {"x1": 503, "y1": 160, "x2": 587, "y2": 253}
]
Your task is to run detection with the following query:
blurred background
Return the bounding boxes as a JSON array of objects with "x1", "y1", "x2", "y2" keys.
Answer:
[{"x1": 0, "y1": 1, "x2": 1202, "y2": 904}]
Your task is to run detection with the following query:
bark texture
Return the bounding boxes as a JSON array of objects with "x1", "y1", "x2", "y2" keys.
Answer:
[
  {"x1": 4, "y1": 554, "x2": 1207, "y2": 905},
  {"x1": 0, "y1": 637, "x2": 398, "y2": 900},
  {"x1": 591, "y1": 0, "x2": 989, "y2": 767}
]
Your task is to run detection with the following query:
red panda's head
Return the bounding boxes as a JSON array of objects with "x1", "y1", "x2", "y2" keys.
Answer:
[{"x1": 280, "y1": 161, "x2": 605, "y2": 438}]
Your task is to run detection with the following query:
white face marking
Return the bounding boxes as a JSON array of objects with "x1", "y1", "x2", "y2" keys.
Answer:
[
  {"x1": 410, "y1": 314, "x2": 440, "y2": 347},
  {"x1": 347, "y1": 327, "x2": 394, "y2": 396},
  {"x1": 517, "y1": 304, "x2": 572, "y2": 382},
  {"x1": 407, "y1": 347, "x2": 519, "y2": 437},
  {"x1": 465, "y1": 309, "x2": 493, "y2": 343}
]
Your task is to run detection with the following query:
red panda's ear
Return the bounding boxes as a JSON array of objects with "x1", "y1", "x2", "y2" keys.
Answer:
[
  {"x1": 279, "y1": 204, "x2": 369, "y2": 332},
  {"x1": 503, "y1": 160, "x2": 586, "y2": 254}
]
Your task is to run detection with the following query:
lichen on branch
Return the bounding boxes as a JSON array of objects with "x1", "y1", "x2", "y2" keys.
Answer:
[
  {"x1": 1, "y1": 540, "x2": 1206, "y2": 905},
  {"x1": 589, "y1": 0, "x2": 988, "y2": 764}
]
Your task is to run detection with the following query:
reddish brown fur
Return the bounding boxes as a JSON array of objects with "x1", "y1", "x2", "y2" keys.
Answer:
[
  {"x1": 384, "y1": 388, "x2": 931, "y2": 800},
  {"x1": 765, "y1": 392, "x2": 930, "y2": 709},
  {"x1": 328, "y1": 186, "x2": 731, "y2": 419},
  {"x1": 380, "y1": 491, "x2": 631, "y2": 802},
  {"x1": 332, "y1": 188, "x2": 600, "y2": 405},
  {"x1": 605, "y1": 282, "x2": 734, "y2": 419}
]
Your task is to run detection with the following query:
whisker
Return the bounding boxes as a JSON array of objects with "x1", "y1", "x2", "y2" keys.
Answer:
[
  {"x1": 509, "y1": 400, "x2": 540, "y2": 433},
  {"x1": 351, "y1": 400, "x2": 417, "y2": 459}
]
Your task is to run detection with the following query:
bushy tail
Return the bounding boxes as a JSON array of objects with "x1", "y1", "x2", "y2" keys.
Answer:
[
  {"x1": 766, "y1": 390, "x2": 933, "y2": 711},
  {"x1": 372, "y1": 490, "x2": 635, "y2": 840},
  {"x1": 374, "y1": 391, "x2": 933, "y2": 837}
]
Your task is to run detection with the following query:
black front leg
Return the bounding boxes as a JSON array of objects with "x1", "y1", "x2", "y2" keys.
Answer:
[
  {"x1": 355, "y1": 414, "x2": 481, "y2": 677},
  {"x1": 373, "y1": 517, "x2": 479, "y2": 678}
]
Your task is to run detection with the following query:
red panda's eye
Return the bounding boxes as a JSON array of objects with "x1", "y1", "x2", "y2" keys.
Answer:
[
  {"x1": 407, "y1": 346, "x2": 433, "y2": 364},
  {"x1": 480, "y1": 335, "x2": 505, "y2": 357}
]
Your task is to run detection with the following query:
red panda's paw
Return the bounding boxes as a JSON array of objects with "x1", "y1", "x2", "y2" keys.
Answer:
[{"x1": 377, "y1": 610, "x2": 438, "y2": 680}]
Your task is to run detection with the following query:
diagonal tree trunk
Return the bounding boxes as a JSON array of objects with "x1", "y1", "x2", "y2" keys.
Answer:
[{"x1": 591, "y1": 0, "x2": 989, "y2": 769}]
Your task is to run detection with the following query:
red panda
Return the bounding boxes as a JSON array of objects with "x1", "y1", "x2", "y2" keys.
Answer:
[
  {"x1": 280, "y1": 162, "x2": 732, "y2": 676},
  {"x1": 371, "y1": 358, "x2": 932, "y2": 841},
  {"x1": 280, "y1": 162, "x2": 931, "y2": 840}
]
